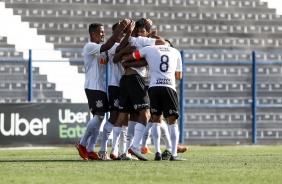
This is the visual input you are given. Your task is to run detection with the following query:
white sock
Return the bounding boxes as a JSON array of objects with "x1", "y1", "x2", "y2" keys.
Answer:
[
  {"x1": 131, "y1": 123, "x2": 145, "y2": 149},
  {"x1": 80, "y1": 115, "x2": 104, "y2": 146},
  {"x1": 87, "y1": 128, "x2": 100, "y2": 152},
  {"x1": 152, "y1": 123, "x2": 161, "y2": 153},
  {"x1": 100, "y1": 121, "x2": 114, "y2": 152},
  {"x1": 118, "y1": 125, "x2": 128, "y2": 155},
  {"x1": 141, "y1": 122, "x2": 152, "y2": 148},
  {"x1": 111, "y1": 127, "x2": 122, "y2": 154},
  {"x1": 160, "y1": 120, "x2": 172, "y2": 151},
  {"x1": 169, "y1": 124, "x2": 179, "y2": 156},
  {"x1": 125, "y1": 121, "x2": 137, "y2": 152}
]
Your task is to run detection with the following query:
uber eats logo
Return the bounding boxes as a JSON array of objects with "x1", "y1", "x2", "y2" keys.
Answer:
[
  {"x1": 0, "y1": 113, "x2": 50, "y2": 136},
  {"x1": 58, "y1": 109, "x2": 89, "y2": 138}
]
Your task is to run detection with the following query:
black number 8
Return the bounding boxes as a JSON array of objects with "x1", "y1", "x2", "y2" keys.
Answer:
[{"x1": 160, "y1": 55, "x2": 169, "y2": 72}]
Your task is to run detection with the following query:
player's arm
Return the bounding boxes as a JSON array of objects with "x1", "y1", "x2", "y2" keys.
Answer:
[
  {"x1": 100, "y1": 19, "x2": 130, "y2": 53},
  {"x1": 115, "y1": 20, "x2": 135, "y2": 53},
  {"x1": 148, "y1": 29, "x2": 165, "y2": 45},
  {"x1": 113, "y1": 45, "x2": 137, "y2": 63},
  {"x1": 175, "y1": 52, "x2": 183, "y2": 80},
  {"x1": 154, "y1": 36, "x2": 166, "y2": 45},
  {"x1": 122, "y1": 59, "x2": 148, "y2": 69},
  {"x1": 175, "y1": 72, "x2": 182, "y2": 80}
]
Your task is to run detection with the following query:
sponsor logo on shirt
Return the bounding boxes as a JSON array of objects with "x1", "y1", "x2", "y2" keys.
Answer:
[{"x1": 156, "y1": 78, "x2": 172, "y2": 85}]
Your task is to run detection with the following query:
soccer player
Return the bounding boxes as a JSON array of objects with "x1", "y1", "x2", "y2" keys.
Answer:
[
  {"x1": 75, "y1": 19, "x2": 129, "y2": 160},
  {"x1": 110, "y1": 18, "x2": 166, "y2": 161},
  {"x1": 122, "y1": 40, "x2": 186, "y2": 161},
  {"x1": 133, "y1": 18, "x2": 173, "y2": 156},
  {"x1": 134, "y1": 19, "x2": 188, "y2": 156},
  {"x1": 98, "y1": 21, "x2": 136, "y2": 160}
]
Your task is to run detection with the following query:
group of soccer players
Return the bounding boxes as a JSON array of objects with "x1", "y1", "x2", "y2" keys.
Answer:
[{"x1": 76, "y1": 17, "x2": 187, "y2": 161}]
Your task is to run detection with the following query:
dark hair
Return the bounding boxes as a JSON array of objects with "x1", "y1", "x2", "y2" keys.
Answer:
[
  {"x1": 165, "y1": 39, "x2": 174, "y2": 48},
  {"x1": 112, "y1": 22, "x2": 119, "y2": 32},
  {"x1": 88, "y1": 23, "x2": 103, "y2": 34},
  {"x1": 135, "y1": 18, "x2": 151, "y2": 32}
]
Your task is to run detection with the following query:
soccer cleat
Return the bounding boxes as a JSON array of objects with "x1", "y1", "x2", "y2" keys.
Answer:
[
  {"x1": 110, "y1": 153, "x2": 117, "y2": 160},
  {"x1": 169, "y1": 155, "x2": 186, "y2": 161},
  {"x1": 119, "y1": 153, "x2": 132, "y2": 161},
  {"x1": 161, "y1": 149, "x2": 172, "y2": 160},
  {"x1": 98, "y1": 151, "x2": 111, "y2": 161},
  {"x1": 110, "y1": 148, "x2": 117, "y2": 160},
  {"x1": 141, "y1": 147, "x2": 154, "y2": 154},
  {"x1": 177, "y1": 146, "x2": 188, "y2": 153},
  {"x1": 88, "y1": 152, "x2": 101, "y2": 160},
  {"x1": 154, "y1": 152, "x2": 162, "y2": 161},
  {"x1": 75, "y1": 142, "x2": 88, "y2": 160},
  {"x1": 128, "y1": 147, "x2": 148, "y2": 161}
]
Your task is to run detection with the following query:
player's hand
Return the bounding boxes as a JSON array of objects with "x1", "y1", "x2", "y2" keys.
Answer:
[
  {"x1": 145, "y1": 19, "x2": 153, "y2": 27},
  {"x1": 151, "y1": 29, "x2": 157, "y2": 36},
  {"x1": 127, "y1": 20, "x2": 135, "y2": 32},
  {"x1": 120, "y1": 18, "x2": 131, "y2": 29},
  {"x1": 122, "y1": 45, "x2": 137, "y2": 54}
]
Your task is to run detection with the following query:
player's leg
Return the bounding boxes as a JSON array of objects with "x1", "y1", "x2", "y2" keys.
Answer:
[
  {"x1": 148, "y1": 87, "x2": 164, "y2": 160},
  {"x1": 76, "y1": 89, "x2": 108, "y2": 160},
  {"x1": 118, "y1": 120, "x2": 128, "y2": 156},
  {"x1": 127, "y1": 75, "x2": 151, "y2": 161},
  {"x1": 141, "y1": 120, "x2": 153, "y2": 154},
  {"x1": 125, "y1": 113, "x2": 138, "y2": 153},
  {"x1": 99, "y1": 86, "x2": 119, "y2": 160},
  {"x1": 163, "y1": 87, "x2": 186, "y2": 161},
  {"x1": 110, "y1": 112, "x2": 128, "y2": 159}
]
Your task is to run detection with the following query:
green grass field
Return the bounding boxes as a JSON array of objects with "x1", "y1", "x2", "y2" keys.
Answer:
[{"x1": 0, "y1": 145, "x2": 282, "y2": 184}]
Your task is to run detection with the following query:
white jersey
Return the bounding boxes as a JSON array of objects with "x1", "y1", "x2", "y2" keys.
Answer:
[
  {"x1": 129, "y1": 36, "x2": 155, "y2": 77},
  {"x1": 137, "y1": 45, "x2": 182, "y2": 91},
  {"x1": 108, "y1": 43, "x2": 124, "y2": 86},
  {"x1": 82, "y1": 40, "x2": 107, "y2": 92}
]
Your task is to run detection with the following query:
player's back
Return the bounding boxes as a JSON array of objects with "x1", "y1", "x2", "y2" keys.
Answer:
[{"x1": 139, "y1": 45, "x2": 182, "y2": 90}]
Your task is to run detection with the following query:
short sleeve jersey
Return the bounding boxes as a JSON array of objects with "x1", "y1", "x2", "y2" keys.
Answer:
[
  {"x1": 137, "y1": 45, "x2": 182, "y2": 91},
  {"x1": 83, "y1": 41, "x2": 107, "y2": 92},
  {"x1": 108, "y1": 43, "x2": 124, "y2": 86},
  {"x1": 129, "y1": 36, "x2": 155, "y2": 77}
]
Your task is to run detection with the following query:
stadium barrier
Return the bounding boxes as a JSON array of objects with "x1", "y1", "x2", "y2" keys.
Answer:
[{"x1": 1, "y1": 48, "x2": 282, "y2": 145}]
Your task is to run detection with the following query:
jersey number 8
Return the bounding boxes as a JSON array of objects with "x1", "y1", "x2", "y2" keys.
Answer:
[{"x1": 160, "y1": 55, "x2": 169, "y2": 72}]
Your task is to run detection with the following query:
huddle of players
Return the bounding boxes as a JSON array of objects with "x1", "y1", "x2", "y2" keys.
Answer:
[{"x1": 76, "y1": 18, "x2": 186, "y2": 161}]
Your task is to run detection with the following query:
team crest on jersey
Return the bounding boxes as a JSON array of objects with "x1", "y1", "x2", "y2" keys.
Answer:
[
  {"x1": 114, "y1": 99, "x2": 119, "y2": 107},
  {"x1": 96, "y1": 100, "x2": 103, "y2": 108}
]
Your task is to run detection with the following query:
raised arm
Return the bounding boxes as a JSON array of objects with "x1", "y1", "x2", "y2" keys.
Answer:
[
  {"x1": 100, "y1": 19, "x2": 130, "y2": 53},
  {"x1": 115, "y1": 20, "x2": 136, "y2": 53}
]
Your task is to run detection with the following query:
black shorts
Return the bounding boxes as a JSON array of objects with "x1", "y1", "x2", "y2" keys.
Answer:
[
  {"x1": 148, "y1": 86, "x2": 179, "y2": 119},
  {"x1": 108, "y1": 85, "x2": 120, "y2": 111},
  {"x1": 85, "y1": 89, "x2": 109, "y2": 114},
  {"x1": 119, "y1": 74, "x2": 150, "y2": 113}
]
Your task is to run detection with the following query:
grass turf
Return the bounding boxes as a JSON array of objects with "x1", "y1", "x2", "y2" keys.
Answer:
[{"x1": 0, "y1": 145, "x2": 282, "y2": 184}]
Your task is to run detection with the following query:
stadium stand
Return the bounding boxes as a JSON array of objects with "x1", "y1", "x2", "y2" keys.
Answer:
[{"x1": 0, "y1": 0, "x2": 282, "y2": 143}]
